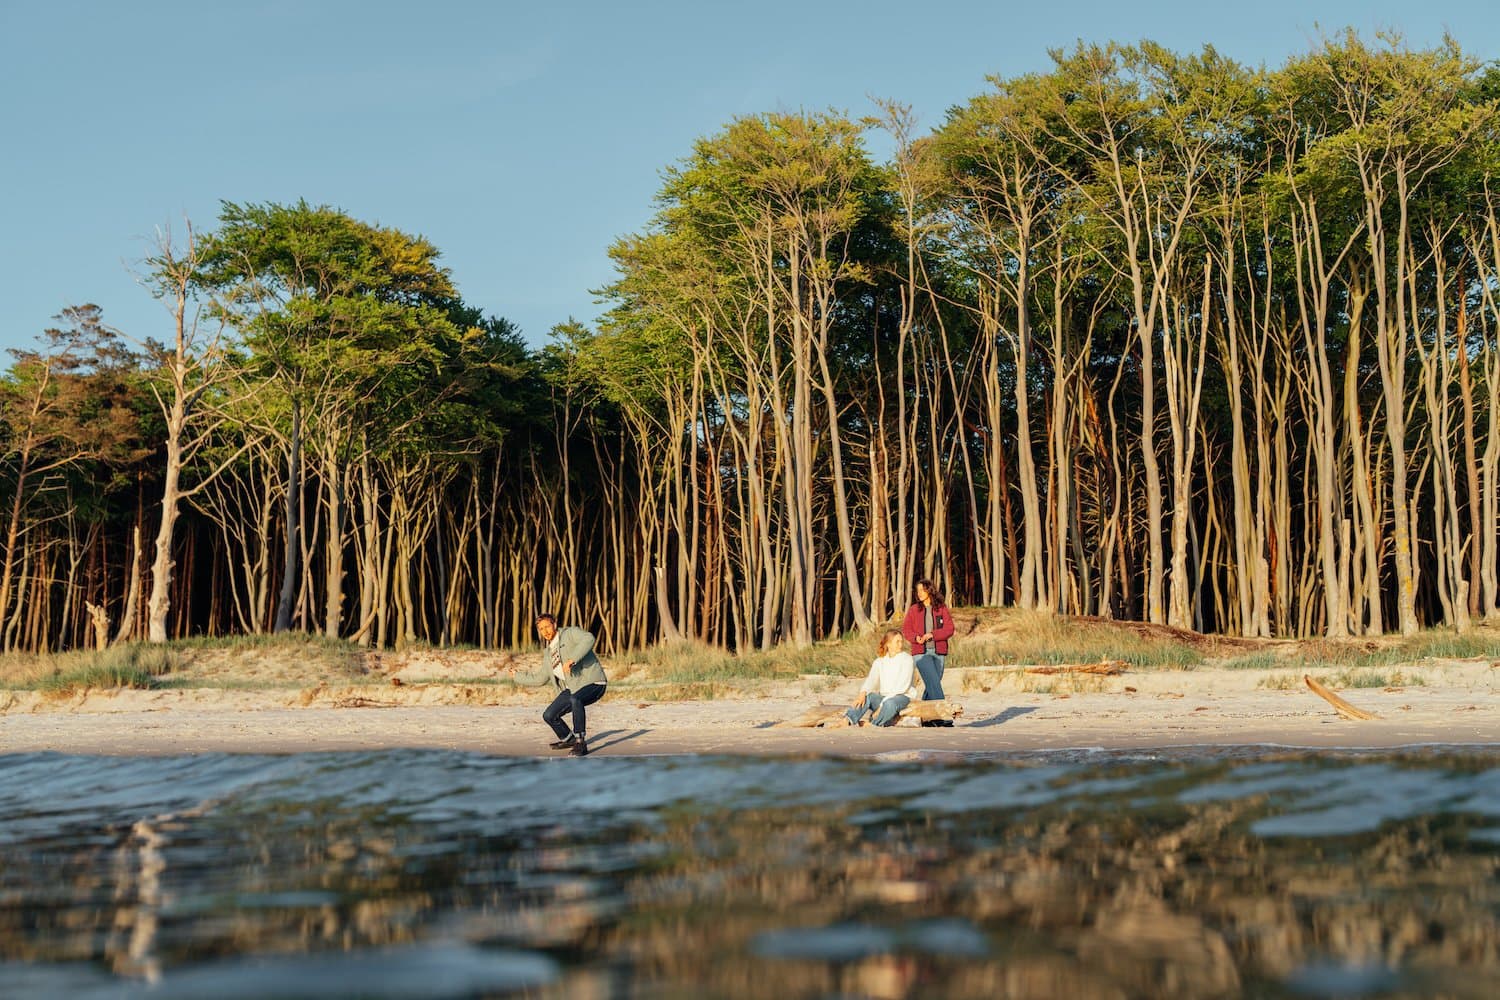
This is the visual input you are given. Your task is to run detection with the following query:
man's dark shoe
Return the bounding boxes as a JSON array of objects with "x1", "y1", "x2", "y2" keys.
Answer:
[
  {"x1": 568, "y1": 739, "x2": 590, "y2": 757},
  {"x1": 549, "y1": 735, "x2": 577, "y2": 749}
]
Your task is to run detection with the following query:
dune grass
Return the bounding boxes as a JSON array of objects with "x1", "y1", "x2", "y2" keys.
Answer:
[
  {"x1": 1295, "y1": 631, "x2": 1500, "y2": 668},
  {"x1": 165, "y1": 632, "x2": 366, "y2": 685},
  {"x1": 615, "y1": 636, "x2": 873, "y2": 685},
  {"x1": 612, "y1": 607, "x2": 1205, "y2": 685},
  {"x1": 167, "y1": 631, "x2": 362, "y2": 656},
  {"x1": 25, "y1": 643, "x2": 181, "y2": 695},
  {"x1": 612, "y1": 612, "x2": 1496, "y2": 692},
  {"x1": 1, "y1": 633, "x2": 367, "y2": 692},
  {"x1": 1218, "y1": 652, "x2": 1283, "y2": 671},
  {"x1": 954, "y1": 610, "x2": 1202, "y2": 669},
  {"x1": 1013, "y1": 672, "x2": 1114, "y2": 696},
  {"x1": 1258, "y1": 668, "x2": 1427, "y2": 691},
  {"x1": 5, "y1": 612, "x2": 1491, "y2": 696},
  {"x1": 1226, "y1": 627, "x2": 1500, "y2": 681}
]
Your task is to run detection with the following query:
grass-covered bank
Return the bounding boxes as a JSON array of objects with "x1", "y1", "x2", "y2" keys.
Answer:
[
  {"x1": 0, "y1": 633, "x2": 366, "y2": 695},
  {"x1": 3, "y1": 608, "x2": 1498, "y2": 700},
  {"x1": 609, "y1": 608, "x2": 1500, "y2": 697},
  {"x1": 609, "y1": 608, "x2": 1206, "y2": 693}
]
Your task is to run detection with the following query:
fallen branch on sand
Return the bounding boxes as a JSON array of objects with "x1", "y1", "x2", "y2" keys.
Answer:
[
  {"x1": 779, "y1": 700, "x2": 964, "y2": 728},
  {"x1": 1024, "y1": 660, "x2": 1126, "y2": 676},
  {"x1": 326, "y1": 696, "x2": 397, "y2": 708},
  {"x1": 1304, "y1": 674, "x2": 1381, "y2": 721},
  {"x1": 291, "y1": 683, "x2": 501, "y2": 709}
]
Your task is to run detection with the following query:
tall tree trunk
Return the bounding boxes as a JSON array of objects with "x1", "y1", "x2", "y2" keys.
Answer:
[
  {"x1": 322, "y1": 438, "x2": 345, "y2": 638},
  {"x1": 273, "y1": 400, "x2": 302, "y2": 633},
  {"x1": 146, "y1": 392, "x2": 186, "y2": 644},
  {"x1": 1455, "y1": 282, "x2": 1483, "y2": 621}
]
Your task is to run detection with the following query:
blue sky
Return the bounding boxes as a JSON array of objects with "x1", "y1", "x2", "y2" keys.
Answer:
[{"x1": 2, "y1": 0, "x2": 1496, "y2": 354}]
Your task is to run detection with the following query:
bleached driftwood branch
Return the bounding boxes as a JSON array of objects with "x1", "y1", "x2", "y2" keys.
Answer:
[
  {"x1": 1304, "y1": 674, "x2": 1381, "y2": 721},
  {"x1": 1024, "y1": 660, "x2": 1126, "y2": 676},
  {"x1": 779, "y1": 700, "x2": 964, "y2": 728}
]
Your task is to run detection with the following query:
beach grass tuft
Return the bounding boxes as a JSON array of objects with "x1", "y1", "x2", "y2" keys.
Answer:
[
  {"x1": 1218, "y1": 652, "x2": 1283, "y2": 671},
  {"x1": 30, "y1": 642, "x2": 182, "y2": 695}
]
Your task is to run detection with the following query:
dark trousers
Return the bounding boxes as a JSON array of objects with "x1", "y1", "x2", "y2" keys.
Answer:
[{"x1": 542, "y1": 683, "x2": 606, "y2": 740}]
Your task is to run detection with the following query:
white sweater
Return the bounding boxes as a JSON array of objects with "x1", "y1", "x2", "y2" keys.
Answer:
[{"x1": 859, "y1": 652, "x2": 921, "y2": 700}]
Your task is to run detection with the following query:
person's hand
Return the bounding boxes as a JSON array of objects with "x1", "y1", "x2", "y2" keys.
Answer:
[{"x1": 564, "y1": 660, "x2": 576, "y2": 672}]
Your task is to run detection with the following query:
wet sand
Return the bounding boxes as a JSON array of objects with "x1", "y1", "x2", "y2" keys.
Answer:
[{"x1": 2, "y1": 662, "x2": 1497, "y2": 756}]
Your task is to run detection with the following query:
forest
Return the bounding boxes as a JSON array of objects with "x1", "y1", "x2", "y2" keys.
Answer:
[{"x1": 5, "y1": 33, "x2": 1500, "y2": 655}]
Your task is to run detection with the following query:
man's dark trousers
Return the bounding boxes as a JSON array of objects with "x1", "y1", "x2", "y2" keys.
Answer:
[{"x1": 542, "y1": 683, "x2": 606, "y2": 739}]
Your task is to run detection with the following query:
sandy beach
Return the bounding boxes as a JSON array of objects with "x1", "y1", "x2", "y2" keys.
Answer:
[{"x1": 3, "y1": 661, "x2": 1497, "y2": 757}]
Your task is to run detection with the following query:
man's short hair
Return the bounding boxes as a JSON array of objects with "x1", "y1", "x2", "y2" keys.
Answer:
[{"x1": 534, "y1": 613, "x2": 558, "y2": 627}]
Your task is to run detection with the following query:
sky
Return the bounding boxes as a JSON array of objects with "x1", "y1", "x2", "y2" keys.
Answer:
[{"x1": 2, "y1": 0, "x2": 1497, "y2": 355}]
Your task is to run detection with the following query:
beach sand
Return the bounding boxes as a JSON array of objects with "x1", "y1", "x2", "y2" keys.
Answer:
[{"x1": 2, "y1": 661, "x2": 1496, "y2": 756}]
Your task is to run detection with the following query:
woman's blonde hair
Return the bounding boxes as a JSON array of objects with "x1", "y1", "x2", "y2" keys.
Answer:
[{"x1": 879, "y1": 628, "x2": 905, "y2": 655}]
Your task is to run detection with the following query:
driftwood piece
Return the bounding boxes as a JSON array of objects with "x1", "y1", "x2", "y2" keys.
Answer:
[
  {"x1": 1304, "y1": 674, "x2": 1382, "y2": 721},
  {"x1": 780, "y1": 700, "x2": 963, "y2": 728},
  {"x1": 1024, "y1": 660, "x2": 1126, "y2": 676},
  {"x1": 329, "y1": 696, "x2": 397, "y2": 709},
  {"x1": 778, "y1": 703, "x2": 852, "y2": 728}
]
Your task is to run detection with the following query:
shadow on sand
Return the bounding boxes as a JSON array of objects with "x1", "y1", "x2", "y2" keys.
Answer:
[
  {"x1": 587, "y1": 728, "x2": 651, "y2": 753},
  {"x1": 967, "y1": 705, "x2": 1039, "y2": 728}
]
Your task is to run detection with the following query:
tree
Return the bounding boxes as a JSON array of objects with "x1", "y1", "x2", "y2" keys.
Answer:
[
  {"x1": 200, "y1": 201, "x2": 470, "y2": 639},
  {"x1": 0, "y1": 305, "x2": 142, "y2": 649},
  {"x1": 140, "y1": 223, "x2": 249, "y2": 643}
]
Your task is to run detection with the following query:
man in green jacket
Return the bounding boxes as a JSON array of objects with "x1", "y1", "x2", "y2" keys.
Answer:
[{"x1": 510, "y1": 614, "x2": 607, "y2": 756}]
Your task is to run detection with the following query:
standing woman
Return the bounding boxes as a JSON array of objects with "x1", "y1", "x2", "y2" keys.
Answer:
[{"x1": 901, "y1": 579, "x2": 955, "y2": 708}]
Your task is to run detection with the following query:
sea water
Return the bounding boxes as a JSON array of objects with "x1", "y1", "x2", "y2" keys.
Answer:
[{"x1": 1, "y1": 747, "x2": 1498, "y2": 998}]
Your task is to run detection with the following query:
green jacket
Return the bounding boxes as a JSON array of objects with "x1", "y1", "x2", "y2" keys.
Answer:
[{"x1": 518, "y1": 626, "x2": 607, "y2": 693}]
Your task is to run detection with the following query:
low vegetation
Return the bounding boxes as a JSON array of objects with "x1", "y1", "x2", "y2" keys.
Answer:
[
  {"x1": 1, "y1": 633, "x2": 366, "y2": 692},
  {"x1": 1259, "y1": 669, "x2": 1427, "y2": 691},
  {"x1": 2, "y1": 610, "x2": 1494, "y2": 698},
  {"x1": 957, "y1": 609, "x2": 1205, "y2": 669}
]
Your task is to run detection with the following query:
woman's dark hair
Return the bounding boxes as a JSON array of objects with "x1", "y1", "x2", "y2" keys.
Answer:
[{"x1": 914, "y1": 579, "x2": 944, "y2": 606}]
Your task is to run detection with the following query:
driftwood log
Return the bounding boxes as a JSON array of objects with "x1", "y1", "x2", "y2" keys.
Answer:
[
  {"x1": 1024, "y1": 659, "x2": 1126, "y2": 676},
  {"x1": 1304, "y1": 674, "x2": 1382, "y2": 721},
  {"x1": 780, "y1": 700, "x2": 964, "y2": 728}
]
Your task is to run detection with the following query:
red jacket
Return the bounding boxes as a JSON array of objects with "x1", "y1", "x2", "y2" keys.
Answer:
[{"x1": 902, "y1": 603, "x2": 955, "y2": 656}]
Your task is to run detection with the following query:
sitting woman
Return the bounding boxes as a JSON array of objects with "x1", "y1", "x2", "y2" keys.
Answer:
[{"x1": 846, "y1": 629, "x2": 923, "y2": 727}]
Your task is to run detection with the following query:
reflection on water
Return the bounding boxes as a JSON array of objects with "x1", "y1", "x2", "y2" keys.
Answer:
[{"x1": 1, "y1": 748, "x2": 1498, "y2": 998}]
